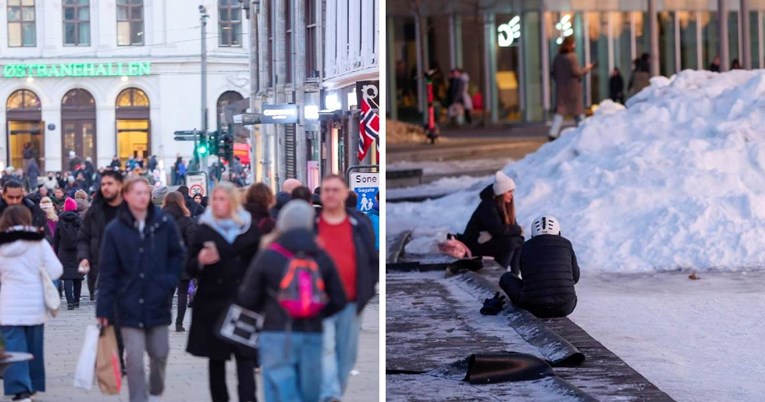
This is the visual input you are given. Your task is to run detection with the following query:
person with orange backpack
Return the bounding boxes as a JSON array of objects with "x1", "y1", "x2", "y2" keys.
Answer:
[{"x1": 237, "y1": 200, "x2": 346, "y2": 402}]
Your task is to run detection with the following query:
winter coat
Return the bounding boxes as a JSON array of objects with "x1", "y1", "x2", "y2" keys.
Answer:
[
  {"x1": 369, "y1": 207, "x2": 380, "y2": 252},
  {"x1": 0, "y1": 198, "x2": 51, "y2": 240},
  {"x1": 0, "y1": 228, "x2": 63, "y2": 325},
  {"x1": 244, "y1": 202, "x2": 275, "y2": 235},
  {"x1": 77, "y1": 194, "x2": 122, "y2": 268},
  {"x1": 43, "y1": 177, "x2": 58, "y2": 191},
  {"x1": 110, "y1": 159, "x2": 122, "y2": 170},
  {"x1": 185, "y1": 213, "x2": 262, "y2": 360},
  {"x1": 53, "y1": 211, "x2": 84, "y2": 280},
  {"x1": 518, "y1": 234, "x2": 580, "y2": 318},
  {"x1": 96, "y1": 205, "x2": 185, "y2": 328},
  {"x1": 237, "y1": 229, "x2": 347, "y2": 333},
  {"x1": 162, "y1": 204, "x2": 198, "y2": 281},
  {"x1": 184, "y1": 195, "x2": 205, "y2": 217},
  {"x1": 609, "y1": 73, "x2": 625, "y2": 103},
  {"x1": 314, "y1": 209, "x2": 378, "y2": 313},
  {"x1": 552, "y1": 51, "x2": 586, "y2": 116},
  {"x1": 461, "y1": 73, "x2": 473, "y2": 110},
  {"x1": 461, "y1": 185, "x2": 524, "y2": 253}
]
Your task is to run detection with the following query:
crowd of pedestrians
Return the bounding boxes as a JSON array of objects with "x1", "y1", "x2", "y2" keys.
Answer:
[{"x1": 0, "y1": 159, "x2": 379, "y2": 402}]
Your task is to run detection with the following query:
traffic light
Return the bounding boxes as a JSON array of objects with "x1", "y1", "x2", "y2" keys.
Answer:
[
  {"x1": 208, "y1": 130, "x2": 220, "y2": 156},
  {"x1": 222, "y1": 134, "x2": 234, "y2": 162},
  {"x1": 196, "y1": 132, "x2": 209, "y2": 156}
]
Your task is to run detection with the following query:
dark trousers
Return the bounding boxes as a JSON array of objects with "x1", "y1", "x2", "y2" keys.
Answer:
[
  {"x1": 499, "y1": 272, "x2": 578, "y2": 318},
  {"x1": 63, "y1": 279, "x2": 82, "y2": 306},
  {"x1": 209, "y1": 356, "x2": 257, "y2": 402},
  {"x1": 87, "y1": 265, "x2": 99, "y2": 301},
  {"x1": 175, "y1": 280, "x2": 190, "y2": 327},
  {"x1": 471, "y1": 238, "x2": 521, "y2": 274}
]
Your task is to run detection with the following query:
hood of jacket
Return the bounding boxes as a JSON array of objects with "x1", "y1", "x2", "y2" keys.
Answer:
[
  {"x1": 0, "y1": 227, "x2": 45, "y2": 256},
  {"x1": 479, "y1": 184, "x2": 496, "y2": 201},
  {"x1": 58, "y1": 210, "x2": 81, "y2": 223},
  {"x1": 275, "y1": 228, "x2": 320, "y2": 255}
]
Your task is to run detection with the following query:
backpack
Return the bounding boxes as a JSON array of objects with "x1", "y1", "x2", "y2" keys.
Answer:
[{"x1": 270, "y1": 243, "x2": 328, "y2": 319}]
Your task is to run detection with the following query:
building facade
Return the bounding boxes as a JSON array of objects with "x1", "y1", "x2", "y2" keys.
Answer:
[
  {"x1": 388, "y1": 0, "x2": 765, "y2": 125},
  {"x1": 250, "y1": 0, "x2": 379, "y2": 190},
  {"x1": 0, "y1": 0, "x2": 250, "y2": 173}
]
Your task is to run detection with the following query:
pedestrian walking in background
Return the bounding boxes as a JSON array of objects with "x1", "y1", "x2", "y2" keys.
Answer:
[
  {"x1": 243, "y1": 183, "x2": 276, "y2": 235},
  {"x1": 460, "y1": 70, "x2": 473, "y2": 125},
  {"x1": 186, "y1": 182, "x2": 261, "y2": 402},
  {"x1": 177, "y1": 186, "x2": 205, "y2": 217},
  {"x1": 628, "y1": 53, "x2": 651, "y2": 96},
  {"x1": 291, "y1": 186, "x2": 314, "y2": 204},
  {"x1": 710, "y1": 55, "x2": 721, "y2": 72},
  {"x1": 73, "y1": 190, "x2": 90, "y2": 219},
  {"x1": 39, "y1": 197, "x2": 58, "y2": 237},
  {"x1": 96, "y1": 176, "x2": 185, "y2": 402},
  {"x1": 26, "y1": 159, "x2": 39, "y2": 194},
  {"x1": 317, "y1": 175, "x2": 378, "y2": 402},
  {"x1": 0, "y1": 181, "x2": 50, "y2": 239},
  {"x1": 238, "y1": 200, "x2": 347, "y2": 402},
  {"x1": 54, "y1": 198, "x2": 84, "y2": 310},
  {"x1": 549, "y1": 36, "x2": 594, "y2": 140},
  {"x1": 456, "y1": 171, "x2": 524, "y2": 273},
  {"x1": 272, "y1": 178, "x2": 303, "y2": 219},
  {"x1": 161, "y1": 191, "x2": 197, "y2": 332},
  {"x1": 609, "y1": 67, "x2": 625, "y2": 104},
  {"x1": 0, "y1": 206, "x2": 63, "y2": 402}
]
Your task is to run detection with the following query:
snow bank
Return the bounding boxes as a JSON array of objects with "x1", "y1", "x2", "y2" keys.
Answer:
[{"x1": 388, "y1": 70, "x2": 765, "y2": 272}]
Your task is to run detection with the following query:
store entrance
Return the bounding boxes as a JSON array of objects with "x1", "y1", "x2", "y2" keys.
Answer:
[
  {"x1": 8, "y1": 121, "x2": 43, "y2": 172},
  {"x1": 117, "y1": 119, "x2": 150, "y2": 166}
]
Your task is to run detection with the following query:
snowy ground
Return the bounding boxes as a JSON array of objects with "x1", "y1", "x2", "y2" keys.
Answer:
[{"x1": 570, "y1": 270, "x2": 765, "y2": 402}]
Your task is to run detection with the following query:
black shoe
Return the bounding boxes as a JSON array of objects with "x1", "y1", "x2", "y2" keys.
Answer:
[
  {"x1": 67, "y1": 303, "x2": 75, "y2": 310},
  {"x1": 175, "y1": 324, "x2": 185, "y2": 332},
  {"x1": 90, "y1": 294, "x2": 96, "y2": 301},
  {"x1": 74, "y1": 302, "x2": 80, "y2": 309},
  {"x1": 12, "y1": 393, "x2": 32, "y2": 401}
]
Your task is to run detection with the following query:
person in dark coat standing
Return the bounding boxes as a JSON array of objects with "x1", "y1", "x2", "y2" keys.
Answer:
[
  {"x1": 238, "y1": 200, "x2": 347, "y2": 402},
  {"x1": 96, "y1": 176, "x2": 185, "y2": 402},
  {"x1": 499, "y1": 216, "x2": 580, "y2": 318},
  {"x1": 26, "y1": 159, "x2": 39, "y2": 193},
  {"x1": 161, "y1": 191, "x2": 197, "y2": 332},
  {"x1": 317, "y1": 175, "x2": 378, "y2": 402},
  {"x1": 186, "y1": 182, "x2": 261, "y2": 402},
  {"x1": 548, "y1": 36, "x2": 593, "y2": 140},
  {"x1": 457, "y1": 171, "x2": 523, "y2": 273},
  {"x1": 109, "y1": 155, "x2": 122, "y2": 171},
  {"x1": 243, "y1": 182, "x2": 276, "y2": 235},
  {"x1": 608, "y1": 67, "x2": 625, "y2": 104},
  {"x1": 0, "y1": 180, "x2": 50, "y2": 240},
  {"x1": 54, "y1": 198, "x2": 84, "y2": 310}
]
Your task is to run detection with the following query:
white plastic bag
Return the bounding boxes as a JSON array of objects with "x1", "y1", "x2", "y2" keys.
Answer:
[{"x1": 73, "y1": 325, "x2": 100, "y2": 390}]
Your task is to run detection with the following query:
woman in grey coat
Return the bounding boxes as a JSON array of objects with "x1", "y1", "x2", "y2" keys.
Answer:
[{"x1": 549, "y1": 36, "x2": 593, "y2": 140}]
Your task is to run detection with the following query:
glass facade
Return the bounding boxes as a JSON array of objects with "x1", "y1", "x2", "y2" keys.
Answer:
[{"x1": 388, "y1": 3, "x2": 765, "y2": 124}]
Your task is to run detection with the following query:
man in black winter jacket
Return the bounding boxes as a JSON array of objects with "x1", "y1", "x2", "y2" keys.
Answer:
[
  {"x1": 499, "y1": 216, "x2": 580, "y2": 318},
  {"x1": 0, "y1": 180, "x2": 50, "y2": 240}
]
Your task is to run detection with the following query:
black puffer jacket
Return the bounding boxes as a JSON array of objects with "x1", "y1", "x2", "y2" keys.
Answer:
[
  {"x1": 270, "y1": 191, "x2": 291, "y2": 219},
  {"x1": 53, "y1": 211, "x2": 83, "y2": 280},
  {"x1": 163, "y1": 204, "x2": 197, "y2": 281},
  {"x1": 518, "y1": 234, "x2": 580, "y2": 316},
  {"x1": 77, "y1": 192, "x2": 122, "y2": 268},
  {"x1": 0, "y1": 198, "x2": 50, "y2": 240},
  {"x1": 237, "y1": 228, "x2": 347, "y2": 333},
  {"x1": 462, "y1": 185, "x2": 523, "y2": 251}
]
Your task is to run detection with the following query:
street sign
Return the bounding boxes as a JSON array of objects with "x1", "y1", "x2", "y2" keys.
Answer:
[
  {"x1": 349, "y1": 172, "x2": 379, "y2": 213},
  {"x1": 186, "y1": 172, "x2": 208, "y2": 197},
  {"x1": 173, "y1": 137, "x2": 198, "y2": 141},
  {"x1": 261, "y1": 104, "x2": 298, "y2": 124},
  {"x1": 233, "y1": 113, "x2": 261, "y2": 125},
  {"x1": 173, "y1": 130, "x2": 200, "y2": 136}
]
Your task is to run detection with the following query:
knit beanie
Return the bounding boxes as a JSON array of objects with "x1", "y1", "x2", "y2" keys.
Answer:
[
  {"x1": 276, "y1": 200, "x2": 315, "y2": 233},
  {"x1": 493, "y1": 171, "x2": 516, "y2": 196},
  {"x1": 152, "y1": 185, "x2": 169, "y2": 206},
  {"x1": 64, "y1": 197, "x2": 78, "y2": 212}
]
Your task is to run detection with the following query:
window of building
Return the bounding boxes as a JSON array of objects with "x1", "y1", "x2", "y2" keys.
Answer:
[
  {"x1": 306, "y1": 0, "x2": 318, "y2": 78},
  {"x1": 63, "y1": 0, "x2": 90, "y2": 46},
  {"x1": 61, "y1": 89, "x2": 96, "y2": 167},
  {"x1": 117, "y1": 0, "x2": 144, "y2": 46},
  {"x1": 218, "y1": 0, "x2": 242, "y2": 47},
  {"x1": 285, "y1": 0, "x2": 293, "y2": 83},
  {"x1": 115, "y1": 88, "x2": 150, "y2": 165},
  {"x1": 8, "y1": 0, "x2": 36, "y2": 47}
]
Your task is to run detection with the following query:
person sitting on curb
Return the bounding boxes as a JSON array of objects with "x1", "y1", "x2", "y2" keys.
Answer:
[
  {"x1": 455, "y1": 171, "x2": 523, "y2": 273},
  {"x1": 499, "y1": 216, "x2": 580, "y2": 318}
]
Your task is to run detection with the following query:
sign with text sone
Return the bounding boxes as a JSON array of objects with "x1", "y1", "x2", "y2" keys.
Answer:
[
  {"x1": 349, "y1": 172, "x2": 379, "y2": 213},
  {"x1": 261, "y1": 104, "x2": 298, "y2": 124}
]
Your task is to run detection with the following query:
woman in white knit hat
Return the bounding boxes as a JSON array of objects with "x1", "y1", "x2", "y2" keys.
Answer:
[{"x1": 456, "y1": 171, "x2": 524, "y2": 273}]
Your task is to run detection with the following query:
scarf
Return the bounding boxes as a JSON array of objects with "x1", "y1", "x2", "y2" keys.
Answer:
[{"x1": 199, "y1": 207, "x2": 252, "y2": 244}]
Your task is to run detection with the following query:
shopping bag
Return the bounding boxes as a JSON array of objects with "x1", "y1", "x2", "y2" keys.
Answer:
[
  {"x1": 216, "y1": 303, "x2": 264, "y2": 352},
  {"x1": 39, "y1": 264, "x2": 60, "y2": 317},
  {"x1": 95, "y1": 326, "x2": 122, "y2": 395},
  {"x1": 73, "y1": 325, "x2": 100, "y2": 390}
]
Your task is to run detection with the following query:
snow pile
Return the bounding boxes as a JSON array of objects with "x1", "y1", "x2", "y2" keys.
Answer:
[{"x1": 388, "y1": 70, "x2": 765, "y2": 272}]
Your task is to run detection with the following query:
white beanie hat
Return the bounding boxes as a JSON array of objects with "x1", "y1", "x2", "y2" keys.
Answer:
[{"x1": 493, "y1": 171, "x2": 516, "y2": 196}]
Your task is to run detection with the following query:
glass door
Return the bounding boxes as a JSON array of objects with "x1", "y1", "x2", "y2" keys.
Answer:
[{"x1": 62, "y1": 120, "x2": 96, "y2": 170}]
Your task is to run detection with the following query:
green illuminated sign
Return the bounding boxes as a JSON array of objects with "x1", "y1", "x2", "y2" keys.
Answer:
[{"x1": 2, "y1": 61, "x2": 151, "y2": 78}]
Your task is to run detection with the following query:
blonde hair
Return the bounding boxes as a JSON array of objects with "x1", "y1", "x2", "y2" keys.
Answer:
[
  {"x1": 74, "y1": 190, "x2": 88, "y2": 200},
  {"x1": 213, "y1": 182, "x2": 244, "y2": 225},
  {"x1": 39, "y1": 197, "x2": 58, "y2": 222}
]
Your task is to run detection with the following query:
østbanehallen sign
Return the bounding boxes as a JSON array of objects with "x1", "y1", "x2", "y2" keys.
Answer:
[{"x1": 2, "y1": 61, "x2": 152, "y2": 78}]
